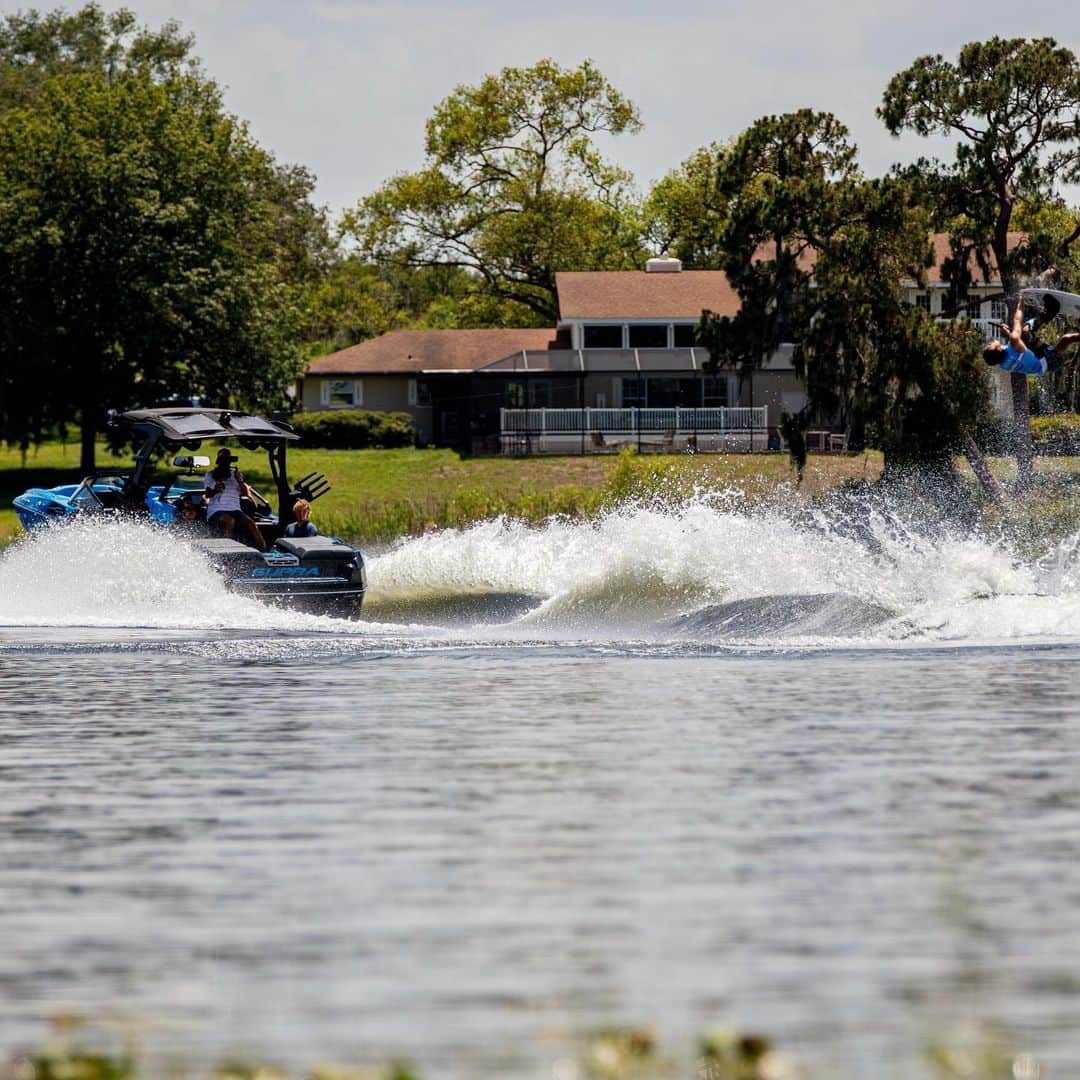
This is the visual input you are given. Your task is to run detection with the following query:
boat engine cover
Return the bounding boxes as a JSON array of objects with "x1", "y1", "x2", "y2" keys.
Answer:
[
  {"x1": 275, "y1": 536, "x2": 355, "y2": 561},
  {"x1": 191, "y1": 538, "x2": 265, "y2": 573}
]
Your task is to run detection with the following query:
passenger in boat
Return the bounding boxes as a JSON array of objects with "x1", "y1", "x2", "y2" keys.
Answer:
[
  {"x1": 285, "y1": 498, "x2": 318, "y2": 537},
  {"x1": 983, "y1": 302, "x2": 1080, "y2": 376},
  {"x1": 171, "y1": 494, "x2": 207, "y2": 535},
  {"x1": 204, "y1": 447, "x2": 266, "y2": 551}
]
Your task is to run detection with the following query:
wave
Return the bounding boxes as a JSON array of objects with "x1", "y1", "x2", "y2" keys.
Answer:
[
  {"x1": 0, "y1": 520, "x2": 352, "y2": 632},
  {"x1": 4, "y1": 492, "x2": 1080, "y2": 644}
]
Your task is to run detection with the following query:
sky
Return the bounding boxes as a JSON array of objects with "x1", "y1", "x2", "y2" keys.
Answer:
[{"x1": 5, "y1": 0, "x2": 1079, "y2": 218}]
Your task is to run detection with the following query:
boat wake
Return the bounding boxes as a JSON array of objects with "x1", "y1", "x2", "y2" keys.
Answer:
[
  {"x1": 364, "y1": 494, "x2": 1080, "y2": 645},
  {"x1": 4, "y1": 492, "x2": 1080, "y2": 647}
]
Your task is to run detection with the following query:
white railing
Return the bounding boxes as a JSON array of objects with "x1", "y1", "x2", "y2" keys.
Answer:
[
  {"x1": 942, "y1": 317, "x2": 1006, "y2": 343},
  {"x1": 970, "y1": 318, "x2": 1007, "y2": 343},
  {"x1": 500, "y1": 406, "x2": 768, "y2": 435}
]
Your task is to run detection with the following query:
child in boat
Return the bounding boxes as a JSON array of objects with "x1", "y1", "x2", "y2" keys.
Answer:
[{"x1": 284, "y1": 498, "x2": 318, "y2": 538}]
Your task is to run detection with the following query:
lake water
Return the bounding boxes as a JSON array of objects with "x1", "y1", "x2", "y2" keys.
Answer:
[{"x1": 2, "y1": 497, "x2": 1080, "y2": 1078}]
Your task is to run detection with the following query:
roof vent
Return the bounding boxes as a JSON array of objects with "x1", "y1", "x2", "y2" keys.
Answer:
[{"x1": 645, "y1": 256, "x2": 682, "y2": 273}]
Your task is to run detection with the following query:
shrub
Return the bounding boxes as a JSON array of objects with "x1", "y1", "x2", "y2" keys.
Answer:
[
  {"x1": 291, "y1": 409, "x2": 415, "y2": 449},
  {"x1": 1031, "y1": 413, "x2": 1080, "y2": 456}
]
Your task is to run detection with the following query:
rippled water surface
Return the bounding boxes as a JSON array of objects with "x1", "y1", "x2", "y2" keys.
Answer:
[{"x1": 3, "y1": 504, "x2": 1080, "y2": 1077}]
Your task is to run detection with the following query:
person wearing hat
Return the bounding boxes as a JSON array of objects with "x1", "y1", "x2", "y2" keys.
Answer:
[{"x1": 203, "y1": 447, "x2": 266, "y2": 551}]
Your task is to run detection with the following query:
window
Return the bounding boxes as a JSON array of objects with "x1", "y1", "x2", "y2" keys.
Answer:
[
  {"x1": 990, "y1": 299, "x2": 1008, "y2": 323},
  {"x1": 912, "y1": 293, "x2": 930, "y2": 312},
  {"x1": 321, "y1": 379, "x2": 359, "y2": 407},
  {"x1": 583, "y1": 324, "x2": 623, "y2": 348},
  {"x1": 967, "y1": 297, "x2": 985, "y2": 320},
  {"x1": 645, "y1": 377, "x2": 680, "y2": 407},
  {"x1": 628, "y1": 324, "x2": 668, "y2": 348},
  {"x1": 672, "y1": 324, "x2": 696, "y2": 347},
  {"x1": 407, "y1": 379, "x2": 432, "y2": 407},
  {"x1": 702, "y1": 377, "x2": 728, "y2": 407},
  {"x1": 622, "y1": 377, "x2": 645, "y2": 407}
]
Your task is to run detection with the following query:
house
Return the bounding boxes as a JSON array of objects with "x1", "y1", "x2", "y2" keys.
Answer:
[
  {"x1": 301, "y1": 327, "x2": 567, "y2": 449},
  {"x1": 303, "y1": 258, "x2": 784, "y2": 452},
  {"x1": 302, "y1": 241, "x2": 1022, "y2": 452}
]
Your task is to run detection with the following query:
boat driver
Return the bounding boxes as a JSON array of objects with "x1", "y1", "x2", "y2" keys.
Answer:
[{"x1": 204, "y1": 447, "x2": 267, "y2": 551}]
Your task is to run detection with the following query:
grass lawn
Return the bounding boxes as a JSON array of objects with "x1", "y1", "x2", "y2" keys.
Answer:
[
  {"x1": 0, "y1": 438, "x2": 890, "y2": 545},
  {"x1": 9, "y1": 437, "x2": 1080, "y2": 546}
]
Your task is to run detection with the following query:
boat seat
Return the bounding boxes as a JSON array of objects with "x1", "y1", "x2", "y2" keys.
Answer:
[{"x1": 275, "y1": 536, "x2": 349, "y2": 560}]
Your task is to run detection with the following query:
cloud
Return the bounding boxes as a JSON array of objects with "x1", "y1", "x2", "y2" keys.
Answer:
[{"x1": 4, "y1": 0, "x2": 1076, "y2": 214}]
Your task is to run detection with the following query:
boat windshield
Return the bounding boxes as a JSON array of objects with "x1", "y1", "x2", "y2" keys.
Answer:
[{"x1": 69, "y1": 480, "x2": 105, "y2": 511}]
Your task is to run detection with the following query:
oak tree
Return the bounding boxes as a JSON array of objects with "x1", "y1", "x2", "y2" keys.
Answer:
[
  {"x1": 343, "y1": 59, "x2": 647, "y2": 324},
  {"x1": 0, "y1": 6, "x2": 327, "y2": 471}
]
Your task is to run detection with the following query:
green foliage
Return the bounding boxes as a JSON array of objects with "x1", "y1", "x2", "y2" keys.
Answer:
[
  {"x1": 700, "y1": 110, "x2": 860, "y2": 382},
  {"x1": 291, "y1": 410, "x2": 415, "y2": 449},
  {"x1": 1032, "y1": 412, "x2": 1080, "y2": 454},
  {"x1": 0, "y1": 3, "x2": 196, "y2": 108},
  {"x1": 642, "y1": 142, "x2": 730, "y2": 267},
  {"x1": 0, "y1": 5, "x2": 327, "y2": 471},
  {"x1": 699, "y1": 109, "x2": 988, "y2": 471},
  {"x1": 582, "y1": 1027, "x2": 662, "y2": 1079},
  {"x1": 879, "y1": 38, "x2": 1080, "y2": 293},
  {"x1": 879, "y1": 37, "x2": 1080, "y2": 486},
  {"x1": 343, "y1": 59, "x2": 647, "y2": 323},
  {"x1": 861, "y1": 312, "x2": 991, "y2": 467},
  {"x1": 300, "y1": 260, "x2": 537, "y2": 360}
]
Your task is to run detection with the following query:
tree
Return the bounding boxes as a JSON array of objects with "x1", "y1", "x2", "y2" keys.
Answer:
[
  {"x1": 879, "y1": 37, "x2": 1080, "y2": 491},
  {"x1": 343, "y1": 59, "x2": 647, "y2": 324},
  {"x1": 0, "y1": 6, "x2": 326, "y2": 471},
  {"x1": 642, "y1": 142, "x2": 730, "y2": 267},
  {"x1": 699, "y1": 111, "x2": 859, "y2": 393},
  {"x1": 0, "y1": 2, "x2": 195, "y2": 107},
  {"x1": 301, "y1": 259, "x2": 527, "y2": 359},
  {"x1": 700, "y1": 111, "x2": 992, "y2": 481}
]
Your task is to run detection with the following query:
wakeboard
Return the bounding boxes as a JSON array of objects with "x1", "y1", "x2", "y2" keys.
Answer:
[{"x1": 1020, "y1": 287, "x2": 1080, "y2": 320}]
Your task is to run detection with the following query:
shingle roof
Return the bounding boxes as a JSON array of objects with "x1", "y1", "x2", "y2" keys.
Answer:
[
  {"x1": 307, "y1": 328, "x2": 564, "y2": 375},
  {"x1": 555, "y1": 270, "x2": 740, "y2": 319},
  {"x1": 308, "y1": 233, "x2": 1033, "y2": 378},
  {"x1": 923, "y1": 232, "x2": 1027, "y2": 284}
]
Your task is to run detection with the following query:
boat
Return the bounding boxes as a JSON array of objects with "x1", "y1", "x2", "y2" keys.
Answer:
[{"x1": 13, "y1": 407, "x2": 366, "y2": 617}]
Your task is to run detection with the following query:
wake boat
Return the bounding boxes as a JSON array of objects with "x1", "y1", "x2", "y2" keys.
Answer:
[{"x1": 13, "y1": 408, "x2": 366, "y2": 617}]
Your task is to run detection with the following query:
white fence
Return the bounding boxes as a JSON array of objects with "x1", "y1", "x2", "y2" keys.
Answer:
[
  {"x1": 500, "y1": 406, "x2": 768, "y2": 435},
  {"x1": 499, "y1": 406, "x2": 771, "y2": 454},
  {"x1": 969, "y1": 318, "x2": 1007, "y2": 343}
]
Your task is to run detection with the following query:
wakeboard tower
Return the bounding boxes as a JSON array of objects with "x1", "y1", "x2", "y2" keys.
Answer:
[{"x1": 12, "y1": 408, "x2": 366, "y2": 618}]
